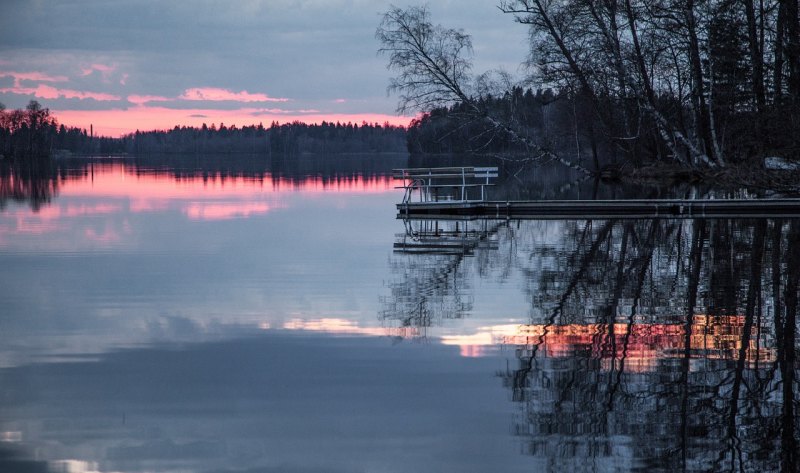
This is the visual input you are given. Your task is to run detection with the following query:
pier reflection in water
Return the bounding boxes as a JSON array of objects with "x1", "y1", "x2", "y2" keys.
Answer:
[
  {"x1": 384, "y1": 216, "x2": 798, "y2": 472},
  {"x1": 382, "y1": 219, "x2": 505, "y2": 329}
]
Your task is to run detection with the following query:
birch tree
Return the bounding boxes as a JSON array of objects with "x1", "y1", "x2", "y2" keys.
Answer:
[
  {"x1": 377, "y1": 6, "x2": 588, "y2": 172},
  {"x1": 380, "y1": 2, "x2": 800, "y2": 172}
]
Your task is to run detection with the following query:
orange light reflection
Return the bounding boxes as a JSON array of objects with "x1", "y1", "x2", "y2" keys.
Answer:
[{"x1": 444, "y1": 316, "x2": 775, "y2": 369}]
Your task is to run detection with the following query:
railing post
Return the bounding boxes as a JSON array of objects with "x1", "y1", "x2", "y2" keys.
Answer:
[
  {"x1": 427, "y1": 176, "x2": 431, "y2": 202},
  {"x1": 461, "y1": 167, "x2": 466, "y2": 201}
]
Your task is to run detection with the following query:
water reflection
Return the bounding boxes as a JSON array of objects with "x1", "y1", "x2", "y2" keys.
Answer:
[
  {"x1": 0, "y1": 158, "x2": 398, "y2": 250},
  {"x1": 0, "y1": 157, "x2": 405, "y2": 369},
  {"x1": 0, "y1": 333, "x2": 528, "y2": 473},
  {"x1": 2, "y1": 156, "x2": 798, "y2": 471},
  {"x1": 381, "y1": 219, "x2": 507, "y2": 329},
  {"x1": 0, "y1": 153, "x2": 406, "y2": 212},
  {"x1": 385, "y1": 216, "x2": 799, "y2": 471},
  {"x1": 0, "y1": 157, "x2": 60, "y2": 211}
]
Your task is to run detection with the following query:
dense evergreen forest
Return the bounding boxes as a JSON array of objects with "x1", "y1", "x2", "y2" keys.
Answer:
[
  {"x1": 406, "y1": 87, "x2": 610, "y2": 161},
  {"x1": 128, "y1": 121, "x2": 406, "y2": 155}
]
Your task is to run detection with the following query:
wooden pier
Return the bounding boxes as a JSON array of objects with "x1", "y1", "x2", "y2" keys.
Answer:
[
  {"x1": 393, "y1": 167, "x2": 800, "y2": 220},
  {"x1": 397, "y1": 199, "x2": 800, "y2": 220}
]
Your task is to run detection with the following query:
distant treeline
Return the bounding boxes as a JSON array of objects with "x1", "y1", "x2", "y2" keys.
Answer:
[
  {"x1": 127, "y1": 121, "x2": 407, "y2": 155},
  {"x1": 382, "y1": 3, "x2": 800, "y2": 175},
  {"x1": 1, "y1": 100, "x2": 408, "y2": 159},
  {"x1": 0, "y1": 101, "x2": 121, "y2": 159},
  {"x1": 1, "y1": 153, "x2": 409, "y2": 212}
]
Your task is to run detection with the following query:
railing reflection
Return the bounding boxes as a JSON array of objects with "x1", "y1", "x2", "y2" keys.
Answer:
[
  {"x1": 381, "y1": 218, "x2": 508, "y2": 329},
  {"x1": 394, "y1": 218, "x2": 500, "y2": 255}
]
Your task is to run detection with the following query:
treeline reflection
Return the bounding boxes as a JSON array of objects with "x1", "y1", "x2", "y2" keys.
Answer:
[
  {"x1": 384, "y1": 217, "x2": 799, "y2": 472},
  {"x1": 0, "y1": 157, "x2": 60, "y2": 211},
  {"x1": 0, "y1": 154, "x2": 407, "y2": 210}
]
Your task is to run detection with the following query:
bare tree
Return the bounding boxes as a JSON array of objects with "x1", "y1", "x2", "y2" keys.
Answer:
[
  {"x1": 381, "y1": 2, "x2": 800, "y2": 179},
  {"x1": 377, "y1": 6, "x2": 474, "y2": 114},
  {"x1": 377, "y1": 5, "x2": 589, "y2": 173}
]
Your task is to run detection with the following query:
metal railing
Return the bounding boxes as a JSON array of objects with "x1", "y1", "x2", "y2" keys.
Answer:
[{"x1": 393, "y1": 167, "x2": 498, "y2": 204}]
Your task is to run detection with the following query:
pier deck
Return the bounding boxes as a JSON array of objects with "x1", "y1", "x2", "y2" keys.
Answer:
[{"x1": 397, "y1": 199, "x2": 800, "y2": 219}]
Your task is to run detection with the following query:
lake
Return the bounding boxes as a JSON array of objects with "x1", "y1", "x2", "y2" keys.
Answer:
[{"x1": 0, "y1": 156, "x2": 797, "y2": 472}]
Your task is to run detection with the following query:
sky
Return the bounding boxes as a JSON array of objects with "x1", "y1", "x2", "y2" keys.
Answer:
[{"x1": 0, "y1": 0, "x2": 529, "y2": 137}]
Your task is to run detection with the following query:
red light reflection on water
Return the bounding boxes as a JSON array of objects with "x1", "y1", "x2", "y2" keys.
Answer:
[{"x1": 445, "y1": 316, "x2": 775, "y2": 368}]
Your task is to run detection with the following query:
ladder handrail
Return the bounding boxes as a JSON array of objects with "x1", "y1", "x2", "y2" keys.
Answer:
[{"x1": 394, "y1": 166, "x2": 499, "y2": 204}]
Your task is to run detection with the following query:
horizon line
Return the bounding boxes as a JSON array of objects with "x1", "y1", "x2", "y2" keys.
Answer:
[{"x1": 48, "y1": 108, "x2": 414, "y2": 138}]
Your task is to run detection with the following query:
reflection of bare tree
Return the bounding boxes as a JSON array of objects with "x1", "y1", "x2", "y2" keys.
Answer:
[
  {"x1": 498, "y1": 218, "x2": 799, "y2": 472},
  {"x1": 383, "y1": 215, "x2": 798, "y2": 470},
  {"x1": 1, "y1": 154, "x2": 406, "y2": 213},
  {"x1": 0, "y1": 158, "x2": 59, "y2": 211},
  {"x1": 779, "y1": 221, "x2": 799, "y2": 472}
]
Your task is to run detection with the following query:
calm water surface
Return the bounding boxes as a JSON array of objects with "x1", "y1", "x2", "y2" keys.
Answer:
[{"x1": 0, "y1": 157, "x2": 797, "y2": 472}]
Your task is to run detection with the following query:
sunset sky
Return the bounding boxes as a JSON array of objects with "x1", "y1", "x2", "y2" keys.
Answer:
[{"x1": 0, "y1": 0, "x2": 528, "y2": 137}]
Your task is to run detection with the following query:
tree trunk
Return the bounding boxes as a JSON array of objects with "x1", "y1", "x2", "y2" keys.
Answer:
[
  {"x1": 775, "y1": 0, "x2": 787, "y2": 102},
  {"x1": 685, "y1": 1, "x2": 715, "y2": 163},
  {"x1": 787, "y1": 0, "x2": 800, "y2": 102},
  {"x1": 744, "y1": 0, "x2": 766, "y2": 110}
]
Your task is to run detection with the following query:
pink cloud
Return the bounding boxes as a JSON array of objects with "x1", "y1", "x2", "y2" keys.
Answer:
[
  {"x1": 249, "y1": 108, "x2": 295, "y2": 115},
  {"x1": 334, "y1": 98, "x2": 347, "y2": 103},
  {"x1": 80, "y1": 63, "x2": 116, "y2": 77},
  {"x1": 0, "y1": 84, "x2": 120, "y2": 101},
  {"x1": 127, "y1": 94, "x2": 173, "y2": 105},
  {"x1": 179, "y1": 87, "x2": 289, "y2": 103},
  {"x1": 0, "y1": 71, "x2": 69, "y2": 84}
]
